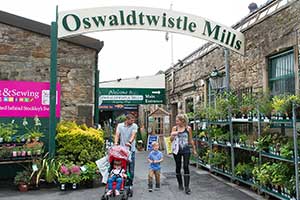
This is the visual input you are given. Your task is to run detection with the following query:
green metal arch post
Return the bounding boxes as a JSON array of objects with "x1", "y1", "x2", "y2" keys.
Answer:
[{"x1": 49, "y1": 19, "x2": 58, "y2": 158}]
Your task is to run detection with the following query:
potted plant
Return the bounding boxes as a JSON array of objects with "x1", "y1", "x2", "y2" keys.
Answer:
[
  {"x1": 235, "y1": 163, "x2": 253, "y2": 181},
  {"x1": 239, "y1": 134, "x2": 248, "y2": 146},
  {"x1": 240, "y1": 94, "x2": 255, "y2": 118},
  {"x1": 24, "y1": 141, "x2": 44, "y2": 156},
  {"x1": 256, "y1": 91, "x2": 272, "y2": 119},
  {"x1": 16, "y1": 147, "x2": 22, "y2": 157},
  {"x1": 58, "y1": 165, "x2": 70, "y2": 191},
  {"x1": 272, "y1": 95, "x2": 287, "y2": 119},
  {"x1": 44, "y1": 158, "x2": 59, "y2": 186},
  {"x1": 14, "y1": 170, "x2": 31, "y2": 192},
  {"x1": 215, "y1": 94, "x2": 229, "y2": 120},
  {"x1": 21, "y1": 148, "x2": 27, "y2": 157},
  {"x1": 12, "y1": 146, "x2": 18, "y2": 158},
  {"x1": 198, "y1": 131, "x2": 207, "y2": 141},
  {"x1": 70, "y1": 165, "x2": 81, "y2": 189},
  {"x1": 280, "y1": 141, "x2": 293, "y2": 159},
  {"x1": 80, "y1": 163, "x2": 100, "y2": 188},
  {"x1": 0, "y1": 147, "x2": 11, "y2": 161},
  {"x1": 22, "y1": 117, "x2": 45, "y2": 143},
  {"x1": 28, "y1": 153, "x2": 57, "y2": 189},
  {"x1": 186, "y1": 112, "x2": 195, "y2": 121},
  {"x1": 34, "y1": 143, "x2": 44, "y2": 156},
  {"x1": 26, "y1": 147, "x2": 32, "y2": 157},
  {"x1": 29, "y1": 132, "x2": 44, "y2": 142},
  {"x1": 0, "y1": 121, "x2": 18, "y2": 143}
]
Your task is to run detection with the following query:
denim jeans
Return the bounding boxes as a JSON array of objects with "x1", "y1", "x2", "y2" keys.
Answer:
[
  {"x1": 107, "y1": 175, "x2": 122, "y2": 191},
  {"x1": 129, "y1": 151, "x2": 135, "y2": 185}
]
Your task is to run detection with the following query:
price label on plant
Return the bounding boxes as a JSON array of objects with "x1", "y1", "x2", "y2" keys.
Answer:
[
  {"x1": 32, "y1": 164, "x2": 38, "y2": 172},
  {"x1": 80, "y1": 166, "x2": 87, "y2": 172}
]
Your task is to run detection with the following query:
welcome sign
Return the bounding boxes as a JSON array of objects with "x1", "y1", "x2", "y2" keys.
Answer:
[
  {"x1": 99, "y1": 88, "x2": 165, "y2": 104},
  {"x1": 58, "y1": 6, "x2": 245, "y2": 55},
  {"x1": 0, "y1": 81, "x2": 60, "y2": 117}
]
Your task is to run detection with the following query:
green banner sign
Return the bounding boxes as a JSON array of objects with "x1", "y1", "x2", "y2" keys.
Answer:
[{"x1": 99, "y1": 88, "x2": 165, "y2": 104}]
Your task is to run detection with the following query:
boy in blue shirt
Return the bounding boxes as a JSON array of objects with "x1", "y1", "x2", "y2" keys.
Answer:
[{"x1": 147, "y1": 141, "x2": 163, "y2": 192}]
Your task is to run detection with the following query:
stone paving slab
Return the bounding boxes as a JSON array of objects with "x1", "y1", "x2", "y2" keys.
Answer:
[{"x1": 0, "y1": 151, "x2": 259, "y2": 200}]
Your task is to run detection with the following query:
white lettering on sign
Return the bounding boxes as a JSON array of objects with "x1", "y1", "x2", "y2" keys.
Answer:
[{"x1": 100, "y1": 95, "x2": 144, "y2": 101}]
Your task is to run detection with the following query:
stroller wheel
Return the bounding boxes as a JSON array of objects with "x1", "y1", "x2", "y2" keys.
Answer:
[
  {"x1": 128, "y1": 189, "x2": 133, "y2": 197},
  {"x1": 121, "y1": 193, "x2": 128, "y2": 200},
  {"x1": 101, "y1": 195, "x2": 106, "y2": 200}
]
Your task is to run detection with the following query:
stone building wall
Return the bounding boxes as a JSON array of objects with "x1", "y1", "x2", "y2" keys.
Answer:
[
  {"x1": 0, "y1": 13, "x2": 102, "y2": 126},
  {"x1": 165, "y1": 0, "x2": 300, "y2": 125}
]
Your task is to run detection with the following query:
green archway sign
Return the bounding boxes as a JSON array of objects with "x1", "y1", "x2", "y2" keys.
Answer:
[
  {"x1": 58, "y1": 6, "x2": 245, "y2": 54},
  {"x1": 49, "y1": 6, "x2": 245, "y2": 157}
]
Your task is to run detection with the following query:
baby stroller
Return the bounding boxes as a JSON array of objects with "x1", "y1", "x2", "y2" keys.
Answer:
[{"x1": 101, "y1": 146, "x2": 133, "y2": 200}]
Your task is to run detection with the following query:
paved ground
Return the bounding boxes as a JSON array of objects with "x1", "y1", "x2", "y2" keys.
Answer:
[{"x1": 0, "y1": 151, "x2": 261, "y2": 200}]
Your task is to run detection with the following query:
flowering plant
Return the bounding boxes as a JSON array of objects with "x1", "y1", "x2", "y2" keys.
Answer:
[{"x1": 58, "y1": 164, "x2": 82, "y2": 184}]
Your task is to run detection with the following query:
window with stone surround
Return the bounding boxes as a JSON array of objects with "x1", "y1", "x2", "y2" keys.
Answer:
[{"x1": 268, "y1": 49, "x2": 295, "y2": 96}]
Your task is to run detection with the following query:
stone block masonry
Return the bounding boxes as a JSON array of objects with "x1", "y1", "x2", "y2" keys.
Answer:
[
  {"x1": 0, "y1": 11, "x2": 103, "y2": 126},
  {"x1": 165, "y1": 0, "x2": 300, "y2": 117}
]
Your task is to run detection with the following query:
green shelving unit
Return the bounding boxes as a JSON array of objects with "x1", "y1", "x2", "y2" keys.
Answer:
[{"x1": 193, "y1": 104, "x2": 300, "y2": 200}]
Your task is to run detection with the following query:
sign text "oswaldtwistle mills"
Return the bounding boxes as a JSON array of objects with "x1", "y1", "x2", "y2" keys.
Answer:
[{"x1": 58, "y1": 7, "x2": 245, "y2": 55}]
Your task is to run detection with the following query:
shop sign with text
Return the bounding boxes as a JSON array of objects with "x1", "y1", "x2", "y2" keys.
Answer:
[
  {"x1": 0, "y1": 81, "x2": 60, "y2": 117},
  {"x1": 58, "y1": 6, "x2": 245, "y2": 55},
  {"x1": 99, "y1": 88, "x2": 165, "y2": 104}
]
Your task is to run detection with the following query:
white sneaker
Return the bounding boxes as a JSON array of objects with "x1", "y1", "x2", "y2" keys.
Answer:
[
  {"x1": 115, "y1": 190, "x2": 120, "y2": 196},
  {"x1": 106, "y1": 190, "x2": 113, "y2": 196}
]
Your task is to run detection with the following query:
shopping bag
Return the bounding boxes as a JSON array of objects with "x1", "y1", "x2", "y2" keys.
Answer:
[
  {"x1": 172, "y1": 136, "x2": 179, "y2": 155},
  {"x1": 95, "y1": 155, "x2": 110, "y2": 184}
]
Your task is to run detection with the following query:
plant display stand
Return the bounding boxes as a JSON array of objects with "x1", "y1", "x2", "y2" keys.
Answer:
[{"x1": 193, "y1": 95, "x2": 300, "y2": 200}]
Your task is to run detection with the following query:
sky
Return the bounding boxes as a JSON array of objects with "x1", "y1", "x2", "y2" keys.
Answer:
[{"x1": 1, "y1": 0, "x2": 267, "y2": 82}]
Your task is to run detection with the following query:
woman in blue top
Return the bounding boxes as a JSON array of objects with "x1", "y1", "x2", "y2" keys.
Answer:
[{"x1": 170, "y1": 114, "x2": 197, "y2": 195}]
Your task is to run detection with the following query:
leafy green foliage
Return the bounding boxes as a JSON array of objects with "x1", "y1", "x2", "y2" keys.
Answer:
[
  {"x1": 235, "y1": 163, "x2": 253, "y2": 180},
  {"x1": 252, "y1": 162, "x2": 293, "y2": 188},
  {"x1": 115, "y1": 115, "x2": 126, "y2": 123},
  {"x1": 0, "y1": 121, "x2": 18, "y2": 142},
  {"x1": 44, "y1": 158, "x2": 60, "y2": 184},
  {"x1": 22, "y1": 117, "x2": 45, "y2": 142},
  {"x1": 14, "y1": 170, "x2": 31, "y2": 185},
  {"x1": 239, "y1": 94, "x2": 255, "y2": 114},
  {"x1": 239, "y1": 134, "x2": 248, "y2": 143},
  {"x1": 208, "y1": 125, "x2": 229, "y2": 142},
  {"x1": 80, "y1": 162, "x2": 100, "y2": 182},
  {"x1": 186, "y1": 112, "x2": 195, "y2": 120},
  {"x1": 280, "y1": 140, "x2": 294, "y2": 159},
  {"x1": 56, "y1": 121, "x2": 105, "y2": 165},
  {"x1": 210, "y1": 150, "x2": 227, "y2": 168},
  {"x1": 255, "y1": 134, "x2": 272, "y2": 152}
]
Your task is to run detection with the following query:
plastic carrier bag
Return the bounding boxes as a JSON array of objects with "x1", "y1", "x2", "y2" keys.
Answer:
[{"x1": 95, "y1": 155, "x2": 110, "y2": 184}]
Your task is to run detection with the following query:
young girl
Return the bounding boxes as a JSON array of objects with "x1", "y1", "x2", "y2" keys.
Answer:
[
  {"x1": 170, "y1": 114, "x2": 197, "y2": 195},
  {"x1": 106, "y1": 160, "x2": 127, "y2": 196}
]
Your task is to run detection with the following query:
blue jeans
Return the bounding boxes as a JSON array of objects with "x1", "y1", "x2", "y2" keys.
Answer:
[
  {"x1": 107, "y1": 175, "x2": 122, "y2": 191},
  {"x1": 129, "y1": 151, "x2": 135, "y2": 185}
]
